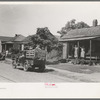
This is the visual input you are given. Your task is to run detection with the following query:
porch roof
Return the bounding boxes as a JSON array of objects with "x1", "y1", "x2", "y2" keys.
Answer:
[
  {"x1": 0, "y1": 36, "x2": 13, "y2": 42},
  {"x1": 60, "y1": 36, "x2": 98, "y2": 41},
  {"x1": 5, "y1": 41, "x2": 13, "y2": 44},
  {"x1": 60, "y1": 25, "x2": 100, "y2": 41},
  {"x1": 9, "y1": 34, "x2": 25, "y2": 42}
]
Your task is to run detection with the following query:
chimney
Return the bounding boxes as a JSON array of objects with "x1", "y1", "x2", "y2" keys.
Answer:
[
  {"x1": 15, "y1": 34, "x2": 17, "y2": 37},
  {"x1": 93, "y1": 19, "x2": 98, "y2": 27}
]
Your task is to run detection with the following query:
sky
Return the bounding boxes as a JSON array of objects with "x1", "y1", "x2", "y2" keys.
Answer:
[{"x1": 0, "y1": 2, "x2": 100, "y2": 37}]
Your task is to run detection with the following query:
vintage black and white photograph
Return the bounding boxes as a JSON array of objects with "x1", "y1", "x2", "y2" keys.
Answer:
[{"x1": 0, "y1": 1, "x2": 100, "y2": 84}]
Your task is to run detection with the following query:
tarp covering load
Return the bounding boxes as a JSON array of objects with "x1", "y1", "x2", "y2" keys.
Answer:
[{"x1": 35, "y1": 49, "x2": 46, "y2": 60}]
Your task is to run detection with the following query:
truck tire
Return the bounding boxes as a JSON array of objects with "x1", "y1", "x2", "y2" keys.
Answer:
[
  {"x1": 39, "y1": 61, "x2": 45, "y2": 72},
  {"x1": 23, "y1": 63, "x2": 29, "y2": 72},
  {"x1": 31, "y1": 65, "x2": 35, "y2": 71},
  {"x1": 39, "y1": 65, "x2": 45, "y2": 72}
]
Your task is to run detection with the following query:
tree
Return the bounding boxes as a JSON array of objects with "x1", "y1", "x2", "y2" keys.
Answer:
[
  {"x1": 75, "y1": 21, "x2": 90, "y2": 29},
  {"x1": 31, "y1": 27, "x2": 58, "y2": 52},
  {"x1": 58, "y1": 19, "x2": 90, "y2": 37}
]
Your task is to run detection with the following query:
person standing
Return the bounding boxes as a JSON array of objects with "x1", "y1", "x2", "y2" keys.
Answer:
[
  {"x1": 74, "y1": 45, "x2": 78, "y2": 58},
  {"x1": 35, "y1": 45, "x2": 41, "y2": 59},
  {"x1": 5, "y1": 50, "x2": 8, "y2": 57},
  {"x1": 73, "y1": 45, "x2": 79, "y2": 64},
  {"x1": 81, "y1": 46, "x2": 85, "y2": 59},
  {"x1": 80, "y1": 46, "x2": 85, "y2": 64}
]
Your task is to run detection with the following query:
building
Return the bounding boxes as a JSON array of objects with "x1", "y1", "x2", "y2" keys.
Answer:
[
  {"x1": 0, "y1": 34, "x2": 25, "y2": 53},
  {"x1": 0, "y1": 36, "x2": 13, "y2": 52},
  {"x1": 60, "y1": 20, "x2": 100, "y2": 63},
  {"x1": 9, "y1": 34, "x2": 25, "y2": 51}
]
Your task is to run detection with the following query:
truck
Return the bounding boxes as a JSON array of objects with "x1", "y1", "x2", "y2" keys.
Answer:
[{"x1": 12, "y1": 48, "x2": 46, "y2": 72}]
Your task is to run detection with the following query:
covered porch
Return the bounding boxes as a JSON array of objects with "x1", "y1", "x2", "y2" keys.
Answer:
[
  {"x1": 2, "y1": 42, "x2": 13, "y2": 52},
  {"x1": 62, "y1": 36, "x2": 100, "y2": 65}
]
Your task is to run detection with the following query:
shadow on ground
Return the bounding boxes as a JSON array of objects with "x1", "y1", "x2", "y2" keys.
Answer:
[
  {"x1": 48, "y1": 63, "x2": 100, "y2": 74},
  {"x1": 17, "y1": 67, "x2": 55, "y2": 73},
  {"x1": 17, "y1": 68, "x2": 23, "y2": 70},
  {"x1": 46, "y1": 60, "x2": 59, "y2": 65},
  {"x1": 44, "y1": 69, "x2": 55, "y2": 73}
]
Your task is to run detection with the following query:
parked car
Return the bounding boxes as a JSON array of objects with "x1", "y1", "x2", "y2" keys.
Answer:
[{"x1": 0, "y1": 53, "x2": 5, "y2": 61}]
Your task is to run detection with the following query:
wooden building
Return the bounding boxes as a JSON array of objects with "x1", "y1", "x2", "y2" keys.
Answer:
[
  {"x1": 0, "y1": 36, "x2": 13, "y2": 52},
  {"x1": 0, "y1": 34, "x2": 25, "y2": 52},
  {"x1": 60, "y1": 21, "x2": 100, "y2": 63}
]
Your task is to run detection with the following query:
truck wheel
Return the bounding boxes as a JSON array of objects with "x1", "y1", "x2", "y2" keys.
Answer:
[
  {"x1": 23, "y1": 63, "x2": 29, "y2": 72},
  {"x1": 12, "y1": 60, "x2": 17, "y2": 69},
  {"x1": 38, "y1": 60, "x2": 46, "y2": 72},
  {"x1": 32, "y1": 65, "x2": 35, "y2": 71},
  {"x1": 39, "y1": 65, "x2": 45, "y2": 72},
  {"x1": 39, "y1": 61, "x2": 45, "y2": 72}
]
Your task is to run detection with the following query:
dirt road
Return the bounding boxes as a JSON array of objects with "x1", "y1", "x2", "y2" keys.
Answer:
[{"x1": 0, "y1": 62, "x2": 77, "y2": 82}]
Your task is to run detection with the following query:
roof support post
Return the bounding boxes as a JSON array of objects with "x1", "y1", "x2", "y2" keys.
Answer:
[
  {"x1": 67, "y1": 42, "x2": 69, "y2": 59},
  {"x1": 63, "y1": 42, "x2": 68, "y2": 59},
  {"x1": 21, "y1": 44, "x2": 24, "y2": 51},
  {"x1": 5, "y1": 44, "x2": 6, "y2": 51},
  {"x1": 0, "y1": 41, "x2": 2, "y2": 53},
  {"x1": 89, "y1": 39, "x2": 92, "y2": 65},
  {"x1": 77, "y1": 41, "x2": 80, "y2": 58}
]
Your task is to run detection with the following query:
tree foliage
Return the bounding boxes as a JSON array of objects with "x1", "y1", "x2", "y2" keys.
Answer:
[
  {"x1": 31, "y1": 27, "x2": 58, "y2": 52},
  {"x1": 57, "y1": 19, "x2": 90, "y2": 37}
]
